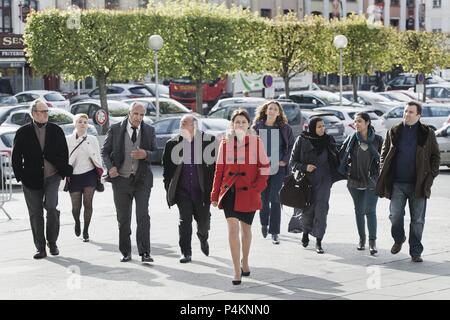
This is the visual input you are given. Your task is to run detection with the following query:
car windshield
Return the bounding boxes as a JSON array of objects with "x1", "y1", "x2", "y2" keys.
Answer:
[
  {"x1": 146, "y1": 84, "x2": 170, "y2": 95},
  {"x1": 201, "y1": 120, "x2": 229, "y2": 131},
  {"x1": 312, "y1": 91, "x2": 352, "y2": 104},
  {"x1": 0, "y1": 95, "x2": 18, "y2": 105},
  {"x1": 109, "y1": 104, "x2": 129, "y2": 117},
  {"x1": 48, "y1": 110, "x2": 73, "y2": 124},
  {"x1": 0, "y1": 132, "x2": 15, "y2": 148},
  {"x1": 44, "y1": 93, "x2": 66, "y2": 102}
]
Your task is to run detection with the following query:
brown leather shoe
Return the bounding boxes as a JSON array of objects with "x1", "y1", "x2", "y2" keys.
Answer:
[
  {"x1": 411, "y1": 256, "x2": 423, "y2": 263},
  {"x1": 391, "y1": 236, "x2": 406, "y2": 254}
]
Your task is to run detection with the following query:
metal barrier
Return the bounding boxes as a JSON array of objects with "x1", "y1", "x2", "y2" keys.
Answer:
[{"x1": 0, "y1": 152, "x2": 12, "y2": 220}]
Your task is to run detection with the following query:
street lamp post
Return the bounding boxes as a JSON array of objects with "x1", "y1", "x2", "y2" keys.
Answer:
[
  {"x1": 148, "y1": 35, "x2": 164, "y2": 121},
  {"x1": 333, "y1": 34, "x2": 348, "y2": 107}
]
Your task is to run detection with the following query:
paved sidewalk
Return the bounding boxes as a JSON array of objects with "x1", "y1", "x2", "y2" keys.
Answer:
[{"x1": 1, "y1": 166, "x2": 450, "y2": 300}]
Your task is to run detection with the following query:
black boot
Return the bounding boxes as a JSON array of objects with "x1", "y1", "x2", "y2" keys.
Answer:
[
  {"x1": 369, "y1": 240, "x2": 378, "y2": 255},
  {"x1": 357, "y1": 236, "x2": 366, "y2": 251},
  {"x1": 301, "y1": 233, "x2": 309, "y2": 248},
  {"x1": 316, "y1": 239, "x2": 324, "y2": 254}
]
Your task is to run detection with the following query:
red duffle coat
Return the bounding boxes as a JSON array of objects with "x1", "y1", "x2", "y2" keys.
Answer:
[{"x1": 211, "y1": 134, "x2": 270, "y2": 212}]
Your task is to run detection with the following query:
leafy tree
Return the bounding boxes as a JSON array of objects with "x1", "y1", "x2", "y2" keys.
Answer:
[
  {"x1": 397, "y1": 31, "x2": 450, "y2": 102},
  {"x1": 262, "y1": 13, "x2": 334, "y2": 97},
  {"x1": 24, "y1": 9, "x2": 160, "y2": 133},
  {"x1": 329, "y1": 15, "x2": 398, "y2": 101},
  {"x1": 150, "y1": 0, "x2": 265, "y2": 114}
]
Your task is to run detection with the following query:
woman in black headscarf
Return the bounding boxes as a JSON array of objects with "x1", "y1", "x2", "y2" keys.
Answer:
[{"x1": 289, "y1": 117, "x2": 341, "y2": 253}]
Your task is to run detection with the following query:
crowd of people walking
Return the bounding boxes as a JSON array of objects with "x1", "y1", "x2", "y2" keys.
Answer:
[{"x1": 11, "y1": 99, "x2": 440, "y2": 285}]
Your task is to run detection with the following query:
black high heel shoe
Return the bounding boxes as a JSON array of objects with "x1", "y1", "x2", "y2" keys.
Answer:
[
  {"x1": 232, "y1": 278, "x2": 242, "y2": 285},
  {"x1": 302, "y1": 233, "x2": 309, "y2": 248},
  {"x1": 241, "y1": 267, "x2": 251, "y2": 277}
]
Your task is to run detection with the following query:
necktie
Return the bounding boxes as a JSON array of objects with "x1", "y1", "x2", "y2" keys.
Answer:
[{"x1": 131, "y1": 127, "x2": 137, "y2": 143}]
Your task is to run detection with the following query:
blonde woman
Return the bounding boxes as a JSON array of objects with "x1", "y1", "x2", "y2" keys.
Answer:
[
  {"x1": 252, "y1": 101, "x2": 295, "y2": 244},
  {"x1": 66, "y1": 114, "x2": 103, "y2": 242},
  {"x1": 211, "y1": 109, "x2": 269, "y2": 285}
]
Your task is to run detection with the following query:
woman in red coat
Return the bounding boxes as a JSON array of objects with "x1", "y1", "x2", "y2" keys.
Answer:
[{"x1": 211, "y1": 109, "x2": 269, "y2": 285}]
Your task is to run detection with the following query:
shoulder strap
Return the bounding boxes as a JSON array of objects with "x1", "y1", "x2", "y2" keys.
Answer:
[{"x1": 69, "y1": 136, "x2": 87, "y2": 158}]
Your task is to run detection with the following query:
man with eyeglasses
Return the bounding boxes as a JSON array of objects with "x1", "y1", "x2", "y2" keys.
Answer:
[{"x1": 12, "y1": 99, "x2": 73, "y2": 259}]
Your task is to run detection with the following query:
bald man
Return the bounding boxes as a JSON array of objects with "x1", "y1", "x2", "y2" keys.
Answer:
[{"x1": 102, "y1": 102, "x2": 156, "y2": 263}]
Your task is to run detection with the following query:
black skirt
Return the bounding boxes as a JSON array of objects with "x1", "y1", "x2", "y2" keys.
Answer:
[
  {"x1": 222, "y1": 185, "x2": 255, "y2": 225},
  {"x1": 68, "y1": 169, "x2": 97, "y2": 193}
]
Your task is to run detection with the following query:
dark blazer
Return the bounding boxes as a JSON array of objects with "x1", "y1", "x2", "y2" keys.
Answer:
[
  {"x1": 12, "y1": 122, "x2": 72, "y2": 189},
  {"x1": 376, "y1": 121, "x2": 440, "y2": 199},
  {"x1": 101, "y1": 118, "x2": 156, "y2": 187},
  {"x1": 162, "y1": 131, "x2": 217, "y2": 207}
]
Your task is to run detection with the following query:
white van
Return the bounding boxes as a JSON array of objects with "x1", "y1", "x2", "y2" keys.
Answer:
[{"x1": 381, "y1": 104, "x2": 450, "y2": 131}]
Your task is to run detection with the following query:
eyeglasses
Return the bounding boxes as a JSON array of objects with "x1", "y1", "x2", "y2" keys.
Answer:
[{"x1": 34, "y1": 110, "x2": 49, "y2": 114}]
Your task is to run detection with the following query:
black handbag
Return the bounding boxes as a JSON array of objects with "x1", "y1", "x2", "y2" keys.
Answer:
[{"x1": 280, "y1": 170, "x2": 312, "y2": 209}]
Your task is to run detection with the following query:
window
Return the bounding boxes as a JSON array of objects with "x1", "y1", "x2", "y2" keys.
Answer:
[
  {"x1": 48, "y1": 111, "x2": 73, "y2": 125},
  {"x1": 282, "y1": 104, "x2": 301, "y2": 125},
  {"x1": 260, "y1": 9, "x2": 271, "y2": 19},
  {"x1": 11, "y1": 113, "x2": 31, "y2": 126},
  {"x1": 391, "y1": 0, "x2": 400, "y2": 6},
  {"x1": 159, "y1": 101, "x2": 187, "y2": 114},
  {"x1": 71, "y1": 0, "x2": 86, "y2": 9},
  {"x1": 0, "y1": 0, "x2": 13, "y2": 33},
  {"x1": 430, "y1": 106, "x2": 450, "y2": 117},
  {"x1": 421, "y1": 107, "x2": 431, "y2": 117},
  {"x1": 129, "y1": 86, "x2": 152, "y2": 96},
  {"x1": 15, "y1": 94, "x2": 35, "y2": 103},
  {"x1": 0, "y1": 132, "x2": 14, "y2": 148},
  {"x1": 19, "y1": 0, "x2": 39, "y2": 23},
  {"x1": 432, "y1": 28, "x2": 442, "y2": 33},
  {"x1": 105, "y1": 0, "x2": 120, "y2": 10},
  {"x1": 388, "y1": 108, "x2": 404, "y2": 118},
  {"x1": 71, "y1": 103, "x2": 91, "y2": 116},
  {"x1": 433, "y1": 0, "x2": 441, "y2": 8},
  {"x1": 207, "y1": 108, "x2": 227, "y2": 119},
  {"x1": 44, "y1": 93, "x2": 66, "y2": 102},
  {"x1": 153, "y1": 119, "x2": 172, "y2": 134}
]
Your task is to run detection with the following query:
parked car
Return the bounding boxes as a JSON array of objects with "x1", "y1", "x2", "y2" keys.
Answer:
[
  {"x1": 70, "y1": 83, "x2": 155, "y2": 104},
  {"x1": 381, "y1": 104, "x2": 450, "y2": 131},
  {"x1": 1, "y1": 108, "x2": 98, "y2": 136},
  {"x1": 0, "y1": 105, "x2": 30, "y2": 125},
  {"x1": 435, "y1": 123, "x2": 450, "y2": 167},
  {"x1": 342, "y1": 91, "x2": 399, "y2": 116},
  {"x1": 0, "y1": 94, "x2": 18, "y2": 106},
  {"x1": 143, "y1": 83, "x2": 170, "y2": 97},
  {"x1": 151, "y1": 116, "x2": 229, "y2": 163},
  {"x1": 300, "y1": 110, "x2": 346, "y2": 146},
  {"x1": 122, "y1": 97, "x2": 196, "y2": 121},
  {"x1": 378, "y1": 91, "x2": 415, "y2": 103},
  {"x1": 314, "y1": 106, "x2": 386, "y2": 137},
  {"x1": 209, "y1": 97, "x2": 267, "y2": 114},
  {"x1": 386, "y1": 73, "x2": 447, "y2": 91},
  {"x1": 207, "y1": 98, "x2": 304, "y2": 137},
  {"x1": 0, "y1": 127, "x2": 16, "y2": 183},
  {"x1": 14, "y1": 90, "x2": 70, "y2": 111},
  {"x1": 70, "y1": 99, "x2": 152, "y2": 134},
  {"x1": 278, "y1": 90, "x2": 359, "y2": 108},
  {"x1": 425, "y1": 83, "x2": 450, "y2": 103}
]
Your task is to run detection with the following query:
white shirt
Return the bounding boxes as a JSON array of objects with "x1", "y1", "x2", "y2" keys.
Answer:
[
  {"x1": 127, "y1": 120, "x2": 140, "y2": 142},
  {"x1": 66, "y1": 133, "x2": 103, "y2": 175}
]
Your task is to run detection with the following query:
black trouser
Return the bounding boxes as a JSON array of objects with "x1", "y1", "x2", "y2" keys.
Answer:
[
  {"x1": 23, "y1": 174, "x2": 61, "y2": 251},
  {"x1": 112, "y1": 176, "x2": 151, "y2": 256},
  {"x1": 176, "y1": 194, "x2": 210, "y2": 256}
]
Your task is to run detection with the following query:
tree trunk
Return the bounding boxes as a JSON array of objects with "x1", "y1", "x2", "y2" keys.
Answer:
[
  {"x1": 97, "y1": 73, "x2": 109, "y2": 135},
  {"x1": 195, "y1": 79, "x2": 203, "y2": 115},
  {"x1": 284, "y1": 76, "x2": 290, "y2": 98},
  {"x1": 352, "y1": 75, "x2": 358, "y2": 103}
]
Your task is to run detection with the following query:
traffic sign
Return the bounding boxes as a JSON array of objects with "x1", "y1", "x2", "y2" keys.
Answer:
[
  {"x1": 416, "y1": 73, "x2": 425, "y2": 84},
  {"x1": 94, "y1": 109, "x2": 108, "y2": 126}
]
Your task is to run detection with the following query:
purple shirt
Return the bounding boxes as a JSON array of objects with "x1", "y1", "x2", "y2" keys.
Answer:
[{"x1": 176, "y1": 140, "x2": 202, "y2": 201}]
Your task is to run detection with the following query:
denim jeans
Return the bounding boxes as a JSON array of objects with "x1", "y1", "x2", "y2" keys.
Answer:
[
  {"x1": 348, "y1": 187, "x2": 378, "y2": 241},
  {"x1": 259, "y1": 167, "x2": 286, "y2": 235},
  {"x1": 389, "y1": 182, "x2": 427, "y2": 257}
]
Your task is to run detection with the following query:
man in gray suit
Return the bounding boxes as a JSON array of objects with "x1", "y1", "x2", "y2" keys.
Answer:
[{"x1": 102, "y1": 102, "x2": 156, "y2": 263}]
